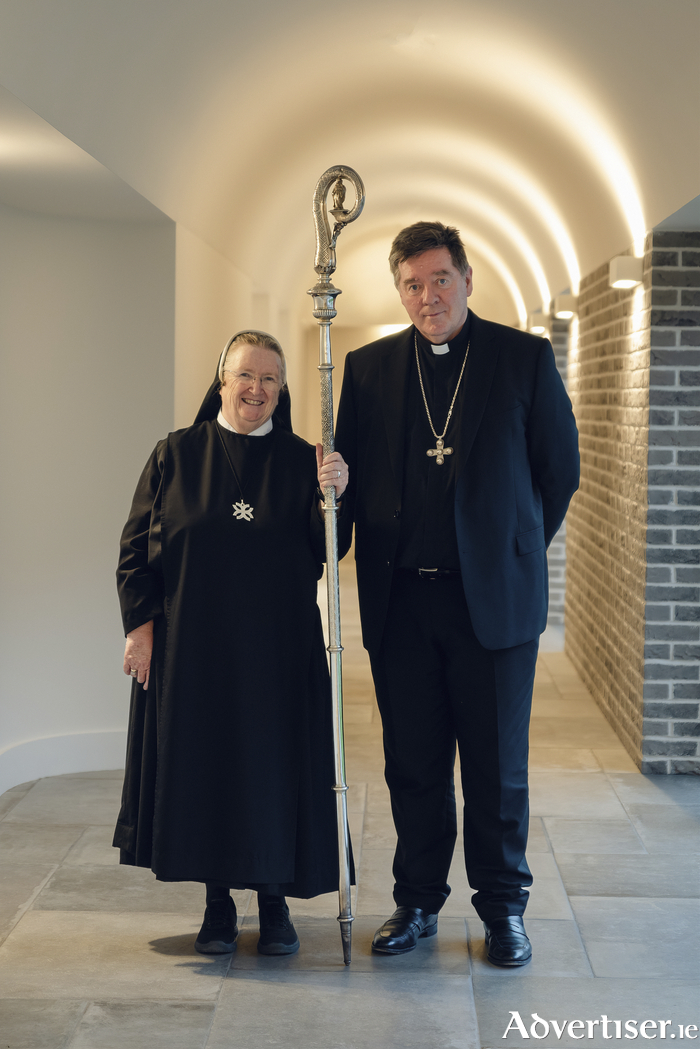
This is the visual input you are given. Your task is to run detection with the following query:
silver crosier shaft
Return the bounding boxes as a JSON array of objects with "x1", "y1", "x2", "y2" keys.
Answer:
[{"x1": 307, "y1": 165, "x2": 365, "y2": 965}]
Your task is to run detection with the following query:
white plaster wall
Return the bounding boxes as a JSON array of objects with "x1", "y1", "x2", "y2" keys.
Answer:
[
  {"x1": 173, "y1": 226, "x2": 311, "y2": 439},
  {"x1": 174, "y1": 225, "x2": 254, "y2": 429},
  {"x1": 0, "y1": 203, "x2": 175, "y2": 794}
]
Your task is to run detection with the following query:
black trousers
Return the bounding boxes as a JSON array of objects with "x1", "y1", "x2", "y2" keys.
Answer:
[{"x1": 368, "y1": 571, "x2": 538, "y2": 923}]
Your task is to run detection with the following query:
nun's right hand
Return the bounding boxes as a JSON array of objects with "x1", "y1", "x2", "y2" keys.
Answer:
[{"x1": 123, "y1": 620, "x2": 153, "y2": 690}]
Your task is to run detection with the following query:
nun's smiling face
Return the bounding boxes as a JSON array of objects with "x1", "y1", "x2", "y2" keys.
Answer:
[{"x1": 219, "y1": 345, "x2": 282, "y2": 434}]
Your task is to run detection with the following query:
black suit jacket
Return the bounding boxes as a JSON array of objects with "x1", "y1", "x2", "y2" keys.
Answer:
[{"x1": 335, "y1": 311, "x2": 580, "y2": 652}]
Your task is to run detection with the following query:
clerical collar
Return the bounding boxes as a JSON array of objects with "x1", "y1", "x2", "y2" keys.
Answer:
[
  {"x1": 415, "y1": 310, "x2": 471, "y2": 356},
  {"x1": 216, "y1": 410, "x2": 273, "y2": 436}
]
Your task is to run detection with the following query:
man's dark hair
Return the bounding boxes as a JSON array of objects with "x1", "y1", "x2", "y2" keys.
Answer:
[{"x1": 389, "y1": 221, "x2": 470, "y2": 286}]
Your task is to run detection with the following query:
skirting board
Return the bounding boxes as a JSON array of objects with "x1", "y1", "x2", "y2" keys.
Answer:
[{"x1": 0, "y1": 731, "x2": 126, "y2": 796}]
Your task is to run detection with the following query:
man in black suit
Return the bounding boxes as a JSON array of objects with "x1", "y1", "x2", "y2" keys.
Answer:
[{"x1": 335, "y1": 221, "x2": 579, "y2": 965}]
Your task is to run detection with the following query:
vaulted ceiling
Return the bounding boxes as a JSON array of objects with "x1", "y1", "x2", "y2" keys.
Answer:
[{"x1": 0, "y1": 0, "x2": 697, "y2": 326}]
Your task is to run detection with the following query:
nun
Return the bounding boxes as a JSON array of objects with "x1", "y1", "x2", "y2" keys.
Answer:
[{"x1": 114, "y1": 330, "x2": 349, "y2": 956}]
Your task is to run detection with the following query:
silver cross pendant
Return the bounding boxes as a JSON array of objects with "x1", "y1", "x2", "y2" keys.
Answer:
[{"x1": 427, "y1": 438, "x2": 453, "y2": 465}]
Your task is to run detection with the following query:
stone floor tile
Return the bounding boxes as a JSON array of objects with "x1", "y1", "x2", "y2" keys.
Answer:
[
  {"x1": 348, "y1": 808, "x2": 364, "y2": 845},
  {"x1": 625, "y1": 804, "x2": 700, "y2": 853},
  {"x1": 467, "y1": 917, "x2": 592, "y2": 978},
  {"x1": 529, "y1": 772, "x2": 628, "y2": 819},
  {"x1": 527, "y1": 817, "x2": 552, "y2": 853},
  {"x1": 344, "y1": 705, "x2": 373, "y2": 723},
  {"x1": 0, "y1": 911, "x2": 230, "y2": 999},
  {"x1": 440, "y1": 863, "x2": 479, "y2": 917},
  {"x1": 344, "y1": 719, "x2": 380, "y2": 738},
  {"x1": 529, "y1": 717, "x2": 621, "y2": 749},
  {"x1": 208, "y1": 971, "x2": 479, "y2": 1049},
  {"x1": 0, "y1": 864, "x2": 55, "y2": 945},
  {"x1": 354, "y1": 848, "x2": 396, "y2": 915},
  {"x1": 346, "y1": 782, "x2": 368, "y2": 813},
  {"x1": 0, "y1": 999, "x2": 87, "y2": 1048},
  {"x1": 608, "y1": 773, "x2": 700, "y2": 810},
  {"x1": 361, "y1": 809, "x2": 397, "y2": 848},
  {"x1": 529, "y1": 748, "x2": 601, "y2": 771},
  {"x1": 0, "y1": 822, "x2": 85, "y2": 865},
  {"x1": 569, "y1": 896, "x2": 700, "y2": 978},
  {"x1": 231, "y1": 915, "x2": 470, "y2": 973},
  {"x1": 531, "y1": 698, "x2": 603, "y2": 718},
  {"x1": 69, "y1": 1000, "x2": 216, "y2": 1049},
  {"x1": 63, "y1": 825, "x2": 122, "y2": 866},
  {"x1": 543, "y1": 818, "x2": 646, "y2": 854},
  {"x1": 555, "y1": 684, "x2": 600, "y2": 701},
  {"x1": 556, "y1": 854, "x2": 700, "y2": 898},
  {"x1": 522, "y1": 853, "x2": 573, "y2": 919},
  {"x1": 3, "y1": 776, "x2": 123, "y2": 826},
  {"x1": 472, "y1": 976, "x2": 699, "y2": 1047},
  {"x1": 539, "y1": 651, "x2": 581, "y2": 676},
  {"x1": 531, "y1": 682, "x2": 562, "y2": 702},
  {"x1": 347, "y1": 744, "x2": 386, "y2": 777},
  {"x1": 592, "y1": 748, "x2": 639, "y2": 773},
  {"x1": 365, "y1": 782, "x2": 393, "y2": 813},
  {"x1": 534, "y1": 662, "x2": 555, "y2": 684},
  {"x1": 32, "y1": 863, "x2": 210, "y2": 912}
]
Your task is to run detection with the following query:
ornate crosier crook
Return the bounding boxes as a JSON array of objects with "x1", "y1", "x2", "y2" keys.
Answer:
[{"x1": 308, "y1": 166, "x2": 365, "y2": 966}]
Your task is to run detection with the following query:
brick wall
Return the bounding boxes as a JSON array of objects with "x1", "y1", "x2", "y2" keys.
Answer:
[
  {"x1": 547, "y1": 319, "x2": 570, "y2": 627},
  {"x1": 565, "y1": 253, "x2": 651, "y2": 766},
  {"x1": 565, "y1": 231, "x2": 700, "y2": 773},
  {"x1": 642, "y1": 231, "x2": 700, "y2": 773}
]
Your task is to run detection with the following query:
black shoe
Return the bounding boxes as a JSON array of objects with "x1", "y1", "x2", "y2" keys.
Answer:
[
  {"x1": 371, "y1": 907, "x2": 438, "y2": 955},
  {"x1": 194, "y1": 896, "x2": 238, "y2": 954},
  {"x1": 483, "y1": 916, "x2": 532, "y2": 967},
  {"x1": 257, "y1": 894, "x2": 300, "y2": 955}
]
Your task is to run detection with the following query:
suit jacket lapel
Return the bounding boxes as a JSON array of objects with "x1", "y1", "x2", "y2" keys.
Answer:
[
  {"x1": 458, "y1": 311, "x2": 499, "y2": 467},
  {"x1": 380, "y1": 328, "x2": 413, "y2": 491}
]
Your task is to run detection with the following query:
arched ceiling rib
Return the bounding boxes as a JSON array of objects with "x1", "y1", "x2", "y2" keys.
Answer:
[{"x1": 0, "y1": 0, "x2": 696, "y2": 326}]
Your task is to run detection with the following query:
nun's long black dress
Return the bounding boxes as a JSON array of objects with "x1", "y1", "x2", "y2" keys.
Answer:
[{"x1": 114, "y1": 415, "x2": 343, "y2": 897}]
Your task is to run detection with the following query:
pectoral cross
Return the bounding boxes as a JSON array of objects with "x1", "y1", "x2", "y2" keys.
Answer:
[{"x1": 427, "y1": 438, "x2": 453, "y2": 465}]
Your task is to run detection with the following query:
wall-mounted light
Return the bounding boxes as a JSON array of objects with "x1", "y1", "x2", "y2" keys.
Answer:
[
  {"x1": 554, "y1": 294, "x2": 578, "y2": 319},
  {"x1": 528, "y1": 312, "x2": 549, "y2": 334},
  {"x1": 609, "y1": 256, "x2": 643, "y2": 289}
]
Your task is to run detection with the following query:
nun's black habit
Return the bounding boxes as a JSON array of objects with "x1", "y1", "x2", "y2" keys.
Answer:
[{"x1": 114, "y1": 340, "x2": 345, "y2": 897}]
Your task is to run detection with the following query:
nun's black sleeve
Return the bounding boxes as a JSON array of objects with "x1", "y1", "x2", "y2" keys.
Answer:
[{"x1": 117, "y1": 440, "x2": 166, "y2": 636}]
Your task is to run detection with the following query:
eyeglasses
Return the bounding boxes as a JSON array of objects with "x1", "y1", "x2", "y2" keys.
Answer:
[{"x1": 225, "y1": 370, "x2": 281, "y2": 391}]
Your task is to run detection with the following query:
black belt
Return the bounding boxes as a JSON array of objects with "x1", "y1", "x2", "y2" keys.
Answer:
[{"x1": 400, "y1": 567, "x2": 462, "y2": 580}]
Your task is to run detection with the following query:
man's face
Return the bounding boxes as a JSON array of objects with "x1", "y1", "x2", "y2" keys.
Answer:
[{"x1": 396, "y1": 246, "x2": 473, "y2": 343}]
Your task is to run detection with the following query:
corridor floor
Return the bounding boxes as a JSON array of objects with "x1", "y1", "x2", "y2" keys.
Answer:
[{"x1": 1, "y1": 565, "x2": 698, "y2": 1049}]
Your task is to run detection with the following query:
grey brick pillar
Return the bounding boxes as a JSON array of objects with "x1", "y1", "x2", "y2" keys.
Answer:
[{"x1": 643, "y1": 231, "x2": 700, "y2": 773}]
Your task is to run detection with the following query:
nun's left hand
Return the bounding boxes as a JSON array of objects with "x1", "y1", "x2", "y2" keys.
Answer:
[{"x1": 316, "y1": 446, "x2": 349, "y2": 498}]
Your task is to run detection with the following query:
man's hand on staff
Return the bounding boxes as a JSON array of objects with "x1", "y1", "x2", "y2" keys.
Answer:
[
  {"x1": 123, "y1": 619, "x2": 153, "y2": 690},
  {"x1": 316, "y1": 445, "x2": 349, "y2": 498}
]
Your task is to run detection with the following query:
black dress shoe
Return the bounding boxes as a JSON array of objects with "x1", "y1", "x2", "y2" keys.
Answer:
[
  {"x1": 194, "y1": 896, "x2": 238, "y2": 954},
  {"x1": 483, "y1": 916, "x2": 532, "y2": 967},
  {"x1": 372, "y1": 907, "x2": 438, "y2": 954}
]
